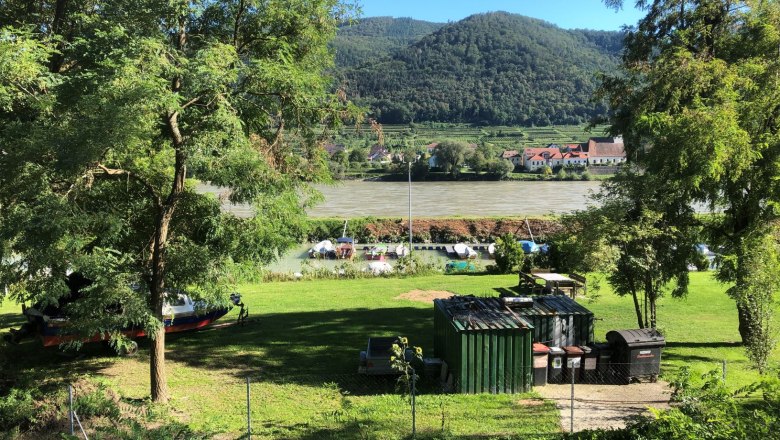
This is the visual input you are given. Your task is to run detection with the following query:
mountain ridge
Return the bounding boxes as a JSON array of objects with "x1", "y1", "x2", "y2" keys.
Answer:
[{"x1": 338, "y1": 12, "x2": 624, "y2": 126}]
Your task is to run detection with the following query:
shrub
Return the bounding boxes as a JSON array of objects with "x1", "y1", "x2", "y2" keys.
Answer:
[{"x1": 0, "y1": 388, "x2": 41, "y2": 434}]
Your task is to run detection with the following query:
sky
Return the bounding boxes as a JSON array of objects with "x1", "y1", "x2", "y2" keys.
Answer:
[{"x1": 357, "y1": 0, "x2": 646, "y2": 31}]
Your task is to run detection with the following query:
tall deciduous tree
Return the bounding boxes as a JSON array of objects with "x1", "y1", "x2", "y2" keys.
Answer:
[
  {"x1": 433, "y1": 140, "x2": 467, "y2": 176},
  {"x1": 602, "y1": 0, "x2": 780, "y2": 370},
  {"x1": 0, "y1": 0, "x2": 357, "y2": 402}
]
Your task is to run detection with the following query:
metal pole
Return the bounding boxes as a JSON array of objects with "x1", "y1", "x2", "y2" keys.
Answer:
[
  {"x1": 246, "y1": 376, "x2": 251, "y2": 439},
  {"x1": 408, "y1": 161, "x2": 412, "y2": 256},
  {"x1": 68, "y1": 383, "x2": 74, "y2": 435},
  {"x1": 411, "y1": 368, "x2": 416, "y2": 438},
  {"x1": 570, "y1": 368, "x2": 574, "y2": 433}
]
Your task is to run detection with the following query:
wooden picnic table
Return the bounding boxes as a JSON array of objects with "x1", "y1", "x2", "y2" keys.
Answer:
[{"x1": 532, "y1": 273, "x2": 577, "y2": 297}]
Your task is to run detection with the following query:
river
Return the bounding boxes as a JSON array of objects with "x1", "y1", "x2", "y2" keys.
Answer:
[{"x1": 199, "y1": 180, "x2": 602, "y2": 218}]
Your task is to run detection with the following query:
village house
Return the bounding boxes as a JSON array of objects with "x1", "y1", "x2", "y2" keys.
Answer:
[
  {"x1": 322, "y1": 142, "x2": 345, "y2": 157},
  {"x1": 521, "y1": 147, "x2": 564, "y2": 171},
  {"x1": 499, "y1": 149, "x2": 522, "y2": 167},
  {"x1": 367, "y1": 144, "x2": 393, "y2": 163},
  {"x1": 585, "y1": 136, "x2": 626, "y2": 165}
]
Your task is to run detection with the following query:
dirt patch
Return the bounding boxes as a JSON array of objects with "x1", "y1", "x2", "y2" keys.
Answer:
[
  {"x1": 394, "y1": 290, "x2": 454, "y2": 303},
  {"x1": 516, "y1": 398, "x2": 545, "y2": 406},
  {"x1": 535, "y1": 381, "x2": 672, "y2": 432}
]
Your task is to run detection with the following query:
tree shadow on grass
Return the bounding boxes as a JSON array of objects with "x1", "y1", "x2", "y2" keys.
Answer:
[
  {"x1": 665, "y1": 341, "x2": 742, "y2": 349},
  {"x1": 162, "y1": 306, "x2": 434, "y2": 394}
]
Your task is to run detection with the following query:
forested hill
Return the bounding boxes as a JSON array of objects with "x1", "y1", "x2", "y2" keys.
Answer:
[
  {"x1": 342, "y1": 12, "x2": 624, "y2": 126},
  {"x1": 332, "y1": 17, "x2": 444, "y2": 68}
]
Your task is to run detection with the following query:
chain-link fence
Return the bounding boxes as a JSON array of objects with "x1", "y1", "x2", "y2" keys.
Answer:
[{"x1": 57, "y1": 361, "x2": 731, "y2": 439}]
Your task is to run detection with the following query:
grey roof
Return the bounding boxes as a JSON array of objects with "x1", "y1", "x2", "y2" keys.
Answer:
[
  {"x1": 510, "y1": 294, "x2": 594, "y2": 317},
  {"x1": 434, "y1": 296, "x2": 532, "y2": 331}
]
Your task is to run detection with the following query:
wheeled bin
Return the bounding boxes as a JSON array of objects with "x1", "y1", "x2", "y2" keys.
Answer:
[
  {"x1": 547, "y1": 346, "x2": 565, "y2": 383},
  {"x1": 606, "y1": 328, "x2": 665, "y2": 383},
  {"x1": 579, "y1": 345, "x2": 598, "y2": 383},
  {"x1": 532, "y1": 343, "x2": 550, "y2": 386},
  {"x1": 563, "y1": 346, "x2": 584, "y2": 383}
]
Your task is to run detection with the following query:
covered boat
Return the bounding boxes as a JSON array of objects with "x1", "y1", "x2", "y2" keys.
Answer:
[
  {"x1": 453, "y1": 243, "x2": 477, "y2": 260},
  {"x1": 518, "y1": 240, "x2": 540, "y2": 254},
  {"x1": 394, "y1": 244, "x2": 410, "y2": 258},
  {"x1": 365, "y1": 244, "x2": 388, "y2": 260},
  {"x1": 309, "y1": 240, "x2": 335, "y2": 258},
  {"x1": 366, "y1": 261, "x2": 393, "y2": 275}
]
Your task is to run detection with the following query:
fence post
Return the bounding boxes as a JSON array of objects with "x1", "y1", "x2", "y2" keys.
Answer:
[
  {"x1": 722, "y1": 360, "x2": 727, "y2": 382},
  {"x1": 68, "y1": 383, "x2": 74, "y2": 436},
  {"x1": 411, "y1": 368, "x2": 416, "y2": 439},
  {"x1": 246, "y1": 376, "x2": 251, "y2": 439},
  {"x1": 570, "y1": 368, "x2": 574, "y2": 433}
]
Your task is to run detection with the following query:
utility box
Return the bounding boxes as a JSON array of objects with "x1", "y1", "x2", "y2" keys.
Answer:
[
  {"x1": 433, "y1": 296, "x2": 533, "y2": 394},
  {"x1": 606, "y1": 328, "x2": 666, "y2": 383}
]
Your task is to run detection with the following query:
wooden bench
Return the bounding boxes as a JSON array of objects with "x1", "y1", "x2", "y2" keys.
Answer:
[
  {"x1": 568, "y1": 273, "x2": 587, "y2": 297},
  {"x1": 518, "y1": 272, "x2": 544, "y2": 294}
]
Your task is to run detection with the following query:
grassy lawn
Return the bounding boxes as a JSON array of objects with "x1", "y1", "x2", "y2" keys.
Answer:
[{"x1": 1, "y1": 271, "x2": 777, "y2": 438}]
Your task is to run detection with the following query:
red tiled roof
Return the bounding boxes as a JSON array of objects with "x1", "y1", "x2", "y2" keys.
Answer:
[
  {"x1": 501, "y1": 150, "x2": 519, "y2": 159},
  {"x1": 587, "y1": 137, "x2": 625, "y2": 157}
]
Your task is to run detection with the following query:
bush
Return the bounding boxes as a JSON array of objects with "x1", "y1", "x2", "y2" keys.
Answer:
[
  {"x1": 494, "y1": 234, "x2": 525, "y2": 274},
  {"x1": 0, "y1": 388, "x2": 42, "y2": 434}
]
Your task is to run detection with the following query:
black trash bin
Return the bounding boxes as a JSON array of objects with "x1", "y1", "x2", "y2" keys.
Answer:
[
  {"x1": 592, "y1": 343, "x2": 616, "y2": 384},
  {"x1": 579, "y1": 345, "x2": 598, "y2": 383},
  {"x1": 606, "y1": 328, "x2": 666, "y2": 383},
  {"x1": 533, "y1": 343, "x2": 550, "y2": 386},
  {"x1": 547, "y1": 346, "x2": 565, "y2": 384},
  {"x1": 563, "y1": 346, "x2": 584, "y2": 383}
]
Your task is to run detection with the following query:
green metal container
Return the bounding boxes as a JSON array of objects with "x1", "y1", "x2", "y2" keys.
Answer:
[
  {"x1": 433, "y1": 296, "x2": 533, "y2": 394},
  {"x1": 509, "y1": 295, "x2": 594, "y2": 347}
]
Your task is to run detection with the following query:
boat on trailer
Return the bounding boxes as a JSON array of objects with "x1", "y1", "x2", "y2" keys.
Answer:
[{"x1": 17, "y1": 292, "x2": 238, "y2": 349}]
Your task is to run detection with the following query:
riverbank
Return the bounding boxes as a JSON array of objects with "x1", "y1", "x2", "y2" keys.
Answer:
[
  {"x1": 307, "y1": 216, "x2": 563, "y2": 243},
  {"x1": 342, "y1": 170, "x2": 614, "y2": 182}
]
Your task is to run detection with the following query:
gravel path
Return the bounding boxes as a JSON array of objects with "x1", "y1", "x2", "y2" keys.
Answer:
[{"x1": 535, "y1": 382, "x2": 672, "y2": 432}]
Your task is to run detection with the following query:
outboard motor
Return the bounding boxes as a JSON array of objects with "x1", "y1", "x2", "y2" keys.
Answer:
[{"x1": 230, "y1": 293, "x2": 248, "y2": 324}]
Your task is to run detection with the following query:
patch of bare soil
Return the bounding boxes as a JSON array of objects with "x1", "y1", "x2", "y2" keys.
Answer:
[
  {"x1": 394, "y1": 290, "x2": 454, "y2": 303},
  {"x1": 535, "y1": 381, "x2": 672, "y2": 432}
]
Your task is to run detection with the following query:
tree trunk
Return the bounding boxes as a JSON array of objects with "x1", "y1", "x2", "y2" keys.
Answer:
[
  {"x1": 630, "y1": 290, "x2": 644, "y2": 329},
  {"x1": 149, "y1": 321, "x2": 168, "y2": 402},
  {"x1": 148, "y1": 12, "x2": 189, "y2": 404},
  {"x1": 736, "y1": 301, "x2": 752, "y2": 346}
]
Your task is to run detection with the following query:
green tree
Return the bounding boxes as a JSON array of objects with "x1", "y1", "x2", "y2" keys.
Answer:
[
  {"x1": 466, "y1": 149, "x2": 487, "y2": 173},
  {"x1": 601, "y1": 0, "x2": 780, "y2": 369},
  {"x1": 348, "y1": 148, "x2": 366, "y2": 166},
  {"x1": 486, "y1": 158, "x2": 515, "y2": 179},
  {"x1": 433, "y1": 140, "x2": 468, "y2": 176},
  {"x1": 0, "y1": 0, "x2": 356, "y2": 402},
  {"x1": 493, "y1": 234, "x2": 525, "y2": 274}
]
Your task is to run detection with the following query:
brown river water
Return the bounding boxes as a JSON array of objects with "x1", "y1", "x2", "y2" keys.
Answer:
[{"x1": 198, "y1": 180, "x2": 603, "y2": 218}]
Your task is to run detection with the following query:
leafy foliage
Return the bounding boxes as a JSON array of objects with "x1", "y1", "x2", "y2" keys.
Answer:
[
  {"x1": 493, "y1": 234, "x2": 525, "y2": 274},
  {"x1": 599, "y1": 0, "x2": 780, "y2": 369},
  {"x1": 0, "y1": 0, "x2": 357, "y2": 402}
]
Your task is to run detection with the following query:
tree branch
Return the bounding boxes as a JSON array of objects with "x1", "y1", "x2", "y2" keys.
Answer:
[{"x1": 96, "y1": 163, "x2": 162, "y2": 208}]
